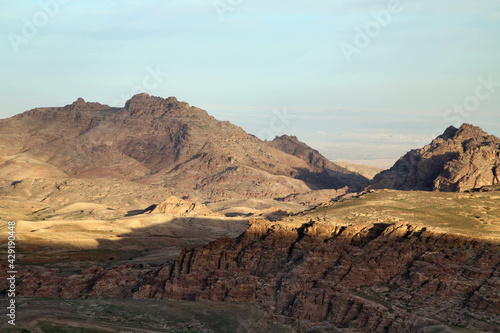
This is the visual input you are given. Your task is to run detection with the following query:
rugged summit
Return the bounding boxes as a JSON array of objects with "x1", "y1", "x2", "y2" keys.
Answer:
[
  {"x1": 370, "y1": 124, "x2": 500, "y2": 192},
  {"x1": 64, "y1": 97, "x2": 110, "y2": 111},
  {"x1": 0, "y1": 94, "x2": 364, "y2": 200}
]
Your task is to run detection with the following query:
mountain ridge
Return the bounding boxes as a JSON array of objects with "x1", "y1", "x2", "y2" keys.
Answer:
[{"x1": 0, "y1": 93, "x2": 364, "y2": 200}]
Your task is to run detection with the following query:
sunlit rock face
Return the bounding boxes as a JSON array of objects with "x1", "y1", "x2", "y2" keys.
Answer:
[{"x1": 371, "y1": 124, "x2": 500, "y2": 192}]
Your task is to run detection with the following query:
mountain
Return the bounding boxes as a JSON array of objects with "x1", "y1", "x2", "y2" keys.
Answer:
[
  {"x1": 267, "y1": 135, "x2": 368, "y2": 189},
  {"x1": 0, "y1": 93, "x2": 365, "y2": 200},
  {"x1": 370, "y1": 124, "x2": 500, "y2": 192}
]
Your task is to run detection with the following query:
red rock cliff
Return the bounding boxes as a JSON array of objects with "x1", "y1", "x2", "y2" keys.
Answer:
[{"x1": 7, "y1": 219, "x2": 499, "y2": 332}]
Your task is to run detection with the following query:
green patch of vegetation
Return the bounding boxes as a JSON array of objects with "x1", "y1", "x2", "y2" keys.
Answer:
[
  {"x1": 0, "y1": 329, "x2": 32, "y2": 333},
  {"x1": 193, "y1": 311, "x2": 239, "y2": 332},
  {"x1": 13, "y1": 299, "x2": 295, "y2": 333},
  {"x1": 423, "y1": 325, "x2": 481, "y2": 333},
  {"x1": 304, "y1": 190, "x2": 500, "y2": 238}
]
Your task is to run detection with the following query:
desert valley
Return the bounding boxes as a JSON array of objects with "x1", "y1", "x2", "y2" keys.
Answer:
[{"x1": 0, "y1": 94, "x2": 499, "y2": 332}]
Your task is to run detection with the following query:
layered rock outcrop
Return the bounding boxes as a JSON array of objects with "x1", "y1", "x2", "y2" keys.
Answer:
[
  {"x1": 371, "y1": 124, "x2": 500, "y2": 191},
  {"x1": 151, "y1": 196, "x2": 214, "y2": 216},
  {"x1": 9, "y1": 219, "x2": 499, "y2": 332}
]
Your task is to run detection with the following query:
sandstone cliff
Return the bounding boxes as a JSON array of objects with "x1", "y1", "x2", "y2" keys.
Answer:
[
  {"x1": 9, "y1": 218, "x2": 499, "y2": 332},
  {"x1": 371, "y1": 124, "x2": 500, "y2": 192}
]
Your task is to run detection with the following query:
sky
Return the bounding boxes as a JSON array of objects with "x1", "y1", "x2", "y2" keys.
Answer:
[{"x1": 1, "y1": 0, "x2": 499, "y2": 168}]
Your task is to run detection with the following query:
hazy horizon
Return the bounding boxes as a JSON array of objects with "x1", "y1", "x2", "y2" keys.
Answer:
[{"x1": 1, "y1": 0, "x2": 499, "y2": 163}]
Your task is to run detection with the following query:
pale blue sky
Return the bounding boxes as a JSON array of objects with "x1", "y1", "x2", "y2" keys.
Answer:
[{"x1": 1, "y1": 0, "x2": 499, "y2": 166}]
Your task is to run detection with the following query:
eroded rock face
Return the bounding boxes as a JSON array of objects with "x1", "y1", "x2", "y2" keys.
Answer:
[
  {"x1": 371, "y1": 124, "x2": 500, "y2": 192},
  {"x1": 8, "y1": 220, "x2": 499, "y2": 332}
]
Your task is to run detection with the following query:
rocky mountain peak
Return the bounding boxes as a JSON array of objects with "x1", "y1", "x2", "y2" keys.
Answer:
[
  {"x1": 124, "y1": 93, "x2": 188, "y2": 117},
  {"x1": 453, "y1": 123, "x2": 490, "y2": 141},
  {"x1": 435, "y1": 124, "x2": 490, "y2": 143},
  {"x1": 437, "y1": 125, "x2": 458, "y2": 141},
  {"x1": 275, "y1": 134, "x2": 299, "y2": 142},
  {"x1": 74, "y1": 97, "x2": 86, "y2": 105},
  {"x1": 63, "y1": 97, "x2": 109, "y2": 111},
  {"x1": 371, "y1": 123, "x2": 500, "y2": 192},
  {"x1": 0, "y1": 93, "x2": 371, "y2": 199}
]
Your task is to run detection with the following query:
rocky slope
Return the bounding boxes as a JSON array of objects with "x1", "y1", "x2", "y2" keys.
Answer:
[
  {"x1": 0, "y1": 94, "x2": 365, "y2": 200},
  {"x1": 268, "y1": 135, "x2": 368, "y2": 189},
  {"x1": 371, "y1": 124, "x2": 500, "y2": 191},
  {"x1": 8, "y1": 211, "x2": 499, "y2": 332}
]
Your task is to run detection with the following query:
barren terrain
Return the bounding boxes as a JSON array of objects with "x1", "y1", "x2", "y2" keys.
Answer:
[
  {"x1": 1, "y1": 189, "x2": 499, "y2": 332},
  {"x1": 1, "y1": 97, "x2": 499, "y2": 332}
]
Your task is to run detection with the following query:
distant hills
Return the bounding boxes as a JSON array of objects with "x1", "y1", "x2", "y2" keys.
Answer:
[
  {"x1": 0, "y1": 93, "x2": 367, "y2": 200},
  {"x1": 332, "y1": 161, "x2": 384, "y2": 180}
]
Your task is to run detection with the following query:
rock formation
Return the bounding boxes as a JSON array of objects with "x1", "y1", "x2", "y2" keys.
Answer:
[
  {"x1": 0, "y1": 94, "x2": 366, "y2": 200},
  {"x1": 151, "y1": 196, "x2": 214, "y2": 216},
  {"x1": 8, "y1": 218, "x2": 499, "y2": 332},
  {"x1": 371, "y1": 124, "x2": 500, "y2": 191},
  {"x1": 63, "y1": 97, "x2": 110, "y2": 111}
]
